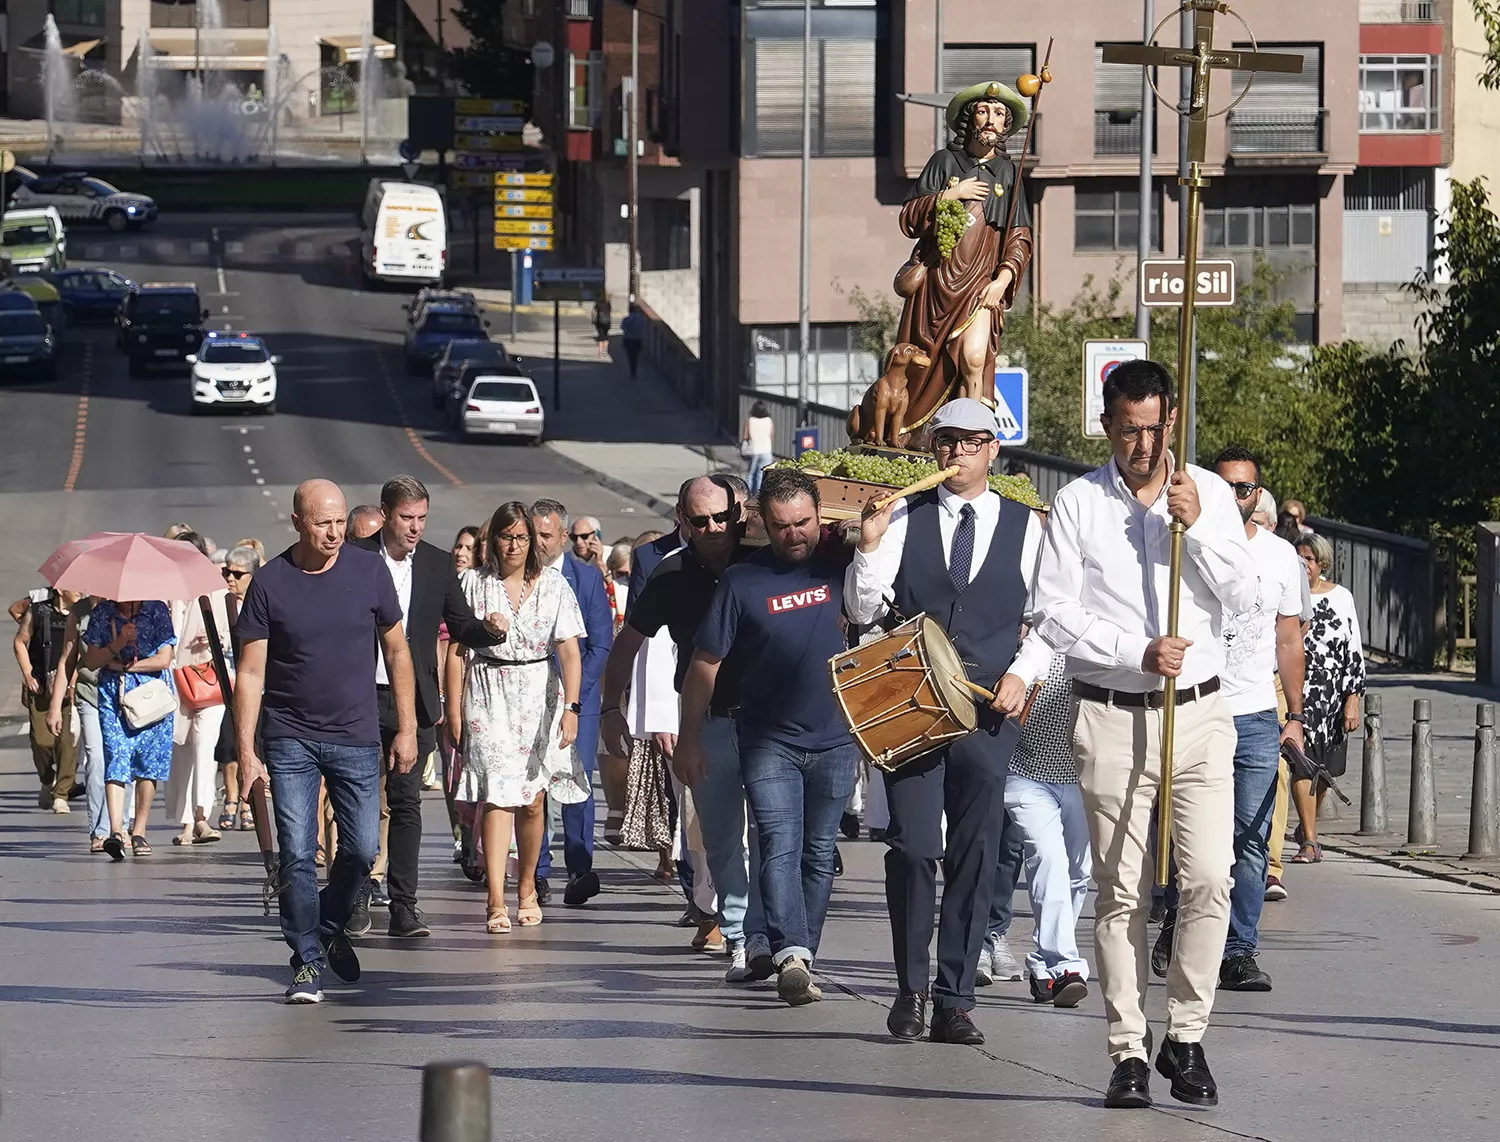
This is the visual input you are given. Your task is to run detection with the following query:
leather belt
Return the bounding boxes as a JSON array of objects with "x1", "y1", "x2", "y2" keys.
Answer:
[{"x1": 1073, "y1": 677, "x2": 1220, "y2": 710}]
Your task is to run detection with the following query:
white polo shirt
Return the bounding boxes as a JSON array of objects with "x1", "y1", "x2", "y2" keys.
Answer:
[{"x1": 1220, "y1": 526, "x2": 1305, "y2": 716}]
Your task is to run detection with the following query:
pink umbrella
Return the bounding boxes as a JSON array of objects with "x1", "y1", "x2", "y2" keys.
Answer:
[{"x1": 39, "y1": 532, "x2": 224, "y2": 602}]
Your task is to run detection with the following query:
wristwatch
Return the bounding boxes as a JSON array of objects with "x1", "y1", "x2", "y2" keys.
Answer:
[
  {"x1": 1284, "y1": 711, "x2": 1304, "y2": 724},
  {"x1": 566, "y1": 701, "x2": 582, "y2": 715}
]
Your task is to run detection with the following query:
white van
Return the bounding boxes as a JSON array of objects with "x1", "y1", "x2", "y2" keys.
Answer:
[{"x1": 359, "y1": 180, "x2": 446, "y2": 286}]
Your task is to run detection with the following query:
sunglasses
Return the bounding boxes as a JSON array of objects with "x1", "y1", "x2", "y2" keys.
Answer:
[
  {"x1": 685, "y1": 504, "x2": 740, "y2": 529},
  {"x1": 1228, "y1": 481, "x2": 1261, "y2": 500},
  {"x1": 222, "y1": 568, "x2": 249, "y2": 581},
  {"x1": 569, "y1": 530, "x2": 601, "y2": 542}
]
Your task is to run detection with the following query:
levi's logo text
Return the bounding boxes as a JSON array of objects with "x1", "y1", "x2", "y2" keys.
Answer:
[{"x1": 767, "y1": 586, "x2": 830, "y2": 614}]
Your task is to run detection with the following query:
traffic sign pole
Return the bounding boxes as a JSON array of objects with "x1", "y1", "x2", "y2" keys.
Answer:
[
  {"x1": 509, "y1": 250, "x2": 518, "y2": 339},
  {"x1": 553, "y1": 298, "x2": 562, "y2": 412}
]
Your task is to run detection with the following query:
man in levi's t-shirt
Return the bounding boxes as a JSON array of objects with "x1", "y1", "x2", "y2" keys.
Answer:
[{"x1": 674, "y1": 469, "x2": 858, "y2": 1008}]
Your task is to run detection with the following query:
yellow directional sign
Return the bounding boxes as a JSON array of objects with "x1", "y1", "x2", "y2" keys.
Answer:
[
  {"x1": 496, "y1": 172, "x2": 554, "y2": 187},
  {"x1": 450, "y1": 171, "x2": 496, "y2": 189},
  {"x1": 496, "y1": 187, "x2": 553, "y2": 203},
  {"x1": 495, "y1": 219, "x2": 555, "y2": 236},
  {"x1": 457, "y1": 134, "x2": 526, "y2": 152},
  {"x1": 457, "y1": 97, "x2": 526, "y2": 116},
  {"x1": 494, "y1": 236, "x2": 554, "y2": 251},
  {"x1": 495, "y1": 203, "x2": 554, "y2": 219}
]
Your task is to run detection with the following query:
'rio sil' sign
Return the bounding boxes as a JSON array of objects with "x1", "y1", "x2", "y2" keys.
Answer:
[{"x1": 1139, "y1": 258, "x2": 1237, "y2": 308}]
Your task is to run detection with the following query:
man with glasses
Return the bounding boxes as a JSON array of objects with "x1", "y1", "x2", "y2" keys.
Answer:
[
  {"x1": 1031, "y1": 360, "x2": 1254, "y2": 1109},
  {"x1": 847, "y1": 398, "x2": 1048, "y2": 1044},
  {"x1": 1152, "y1": 447, "x2": 1307, "y2": 994}
]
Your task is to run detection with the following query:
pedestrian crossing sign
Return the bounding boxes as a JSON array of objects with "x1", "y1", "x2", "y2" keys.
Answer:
[{"x1": 992, "y1": 367, "x2": 1028, "y2": 446}]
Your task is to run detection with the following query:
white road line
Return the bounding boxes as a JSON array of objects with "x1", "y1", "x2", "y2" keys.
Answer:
[{"x1": 216, "y1": 266, "x2": 227, "y2": 293}]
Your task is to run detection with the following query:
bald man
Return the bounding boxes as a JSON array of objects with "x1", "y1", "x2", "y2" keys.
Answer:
[
  {"x1": 569, "y1": 515, "x2": 606, "y2": 571},
  {"x1": 235, "y1": 478, "x2": 419, "y2": 1004},
  {"x1": 347, "y1": 505, "x2": 384, "y2": 541}
]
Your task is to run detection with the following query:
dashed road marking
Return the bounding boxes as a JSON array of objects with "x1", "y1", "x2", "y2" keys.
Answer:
[
  {"x1": 375, "y1": 351, "x2": 464, "y2": 487},
  {"x1": 63, "y1": 343, "x2": 93, "y2": 492},
  {"x1": 119, "y1": 244, "x2": 138, "y2": 258}
]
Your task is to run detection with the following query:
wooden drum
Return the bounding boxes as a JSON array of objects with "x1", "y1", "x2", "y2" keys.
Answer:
[{"x1": 828, "y1": 615, "x2": 977, "y2": 772}]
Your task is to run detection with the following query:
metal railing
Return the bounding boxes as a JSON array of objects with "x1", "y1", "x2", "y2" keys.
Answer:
[
  {"x1": 1307, "y1": 514, "x2": 1435, "y2": 665},
  {"x1": 1359, "y1": 0, "x2": 1437, "y2": 21},
  {"x1": 1459, "y1": 574, "x2": 1478, "y2": 651},
  {"x1": 738, "y1": 389, "x2": 849, "y2": 457},
  {"x1": 1228, "y1": 108, "x2": 1327, "y2": 157},
  {"x1": 565, "y1": 0, "x2": 596, "y2": 19},
  {"x1": 1094, "y1": 109, "x2": 1148, "y2": 157},
  {"x1": 638, "y1": 300, "x2": 704, "y2": 408}
]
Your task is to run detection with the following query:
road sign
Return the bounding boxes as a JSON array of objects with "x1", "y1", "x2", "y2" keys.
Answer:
[
  {"x1": 496, "y1": 187, "x2": 553, "y2": 203},
  {"x1": 496, "y1": 172, "x2": 554, "y2": 187},
  {"x1": 532, "y1": 41, "x2": 555, "y2": 69},
  {"x1": 992, "y1": 367, "x2": 1029, "y2": 446},
  {"x1": 495, "y1": 203, "x2": 555, "y2": 219},
  {"x1": 534, "y1": 279, "x2": 605, "y2": 302},
  {"x1": 536, "y1": 267, "x2": 606, "y2": 284},
  {"x1": 397, "y1": 138, "x2": 419, "y2": 162},
  {"x1": 1081, "y1": 339, "x2": 1150, "y2": 438},
  {"x1": 457, "y1": 134, "x2": 526, "y2": 152},
  {"x1": 456, "y1": 98, "x2": 526, "y2": 115},
  {"x1": 494, "y1": 219, "x2": 555, "y2": 236},
  {"x1": 455, "y1": 115, "x2": 525, "y2": 133},
  {"x1": 494, "y1": 235, "x2": 554, "y2": 251},
  {"x1": 1139, "y1": 258, "x2": 1237, "y2": 308},
  {"x1": 453, "y1": 152, "x2": 527, "y2": 170},
  {"x1": 450, "y1": 171, "x2": 496, "y2": 189}
]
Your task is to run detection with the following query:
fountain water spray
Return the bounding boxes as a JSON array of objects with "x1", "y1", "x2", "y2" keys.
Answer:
[{"x1": 41, "y1": 15, "x2": 77, "y2": 159}]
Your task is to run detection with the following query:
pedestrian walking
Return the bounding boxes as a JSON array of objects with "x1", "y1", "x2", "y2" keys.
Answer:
[
  {"x1": 591, "y1": 297, "x2": 612, "y2": 357},
  {"x1": 166, "y1": 531, "x2": 230, "y2": 847},
  {"x1": 620, "y1": 302, "x2": 646, "y2": 380},
  {"x1": 216, "y1": 544, "x2": 260, "y2": 832},
  {"x1": 14, "y1": 587, "x2": 82, "y2": 813},
  {"x1": 604, "y1": 540, "x2": 632, "y2": 630},
  {"x1": 46, "y1": 595, "x2": 110, "y2": 849},
  {"x1": 742, "y1": 401, "x2": 776, "y2": 495},
  {"x1": 568, "y1": 516, "x2": 607, "y2": 576},
  {"x1": 234, "y1": 479, "x2": 419, "y2": 1004}
]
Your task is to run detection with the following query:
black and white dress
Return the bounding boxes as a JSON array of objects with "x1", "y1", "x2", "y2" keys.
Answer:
[{"x1": 1301, "y1": 583, "x2": 1365, "y2": 779}]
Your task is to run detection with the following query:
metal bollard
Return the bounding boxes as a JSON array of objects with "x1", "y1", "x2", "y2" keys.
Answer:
[
  {"x1": 420, "y1": 1061, "x2": 491, "y2": 1142},
  {"x1": 1359, "y1": 692, "x2": 1388, "y2": 835},
  {"x1": 1465, "y1": 703, "x2": 1498, "y2": 860},
  {"x1": 1403, "y1": 698, "x2": 1438, "y2": 852}
]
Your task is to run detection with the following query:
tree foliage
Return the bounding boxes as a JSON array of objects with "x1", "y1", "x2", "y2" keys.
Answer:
[{"x1": 1474, "y1": 1, "x2": 1500, "y2": 91}]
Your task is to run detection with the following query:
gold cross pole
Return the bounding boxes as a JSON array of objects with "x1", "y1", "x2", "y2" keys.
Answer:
[{"x1": 1102, "y1": 2, "x2": 1303, "y2": 886}]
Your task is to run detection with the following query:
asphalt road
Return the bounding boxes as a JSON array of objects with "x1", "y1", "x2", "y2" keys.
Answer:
[{"x1": 0, "y1": 212, "x2": 669, "y2": 647}]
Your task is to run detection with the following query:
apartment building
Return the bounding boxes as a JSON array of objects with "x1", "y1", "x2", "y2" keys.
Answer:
[{"x1": 650, "y1": 0, "x2": 1452, "y2": 425}]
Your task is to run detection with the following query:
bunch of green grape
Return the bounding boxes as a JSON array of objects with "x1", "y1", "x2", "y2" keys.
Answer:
[
  {"x1": 935, "y1": 199, "x2": 970, "y2": 260},
  {"x1": 988, "y1": 472, "x2": 1046, "y2": 510}
]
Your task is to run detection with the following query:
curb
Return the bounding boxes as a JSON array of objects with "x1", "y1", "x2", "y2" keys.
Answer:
[
  {"x1": 473, "y1": 301, "x2": 591, "y2": 319},
  {"x1": 1318, "y1": 835, "x2": 1500, "y2": 894}
]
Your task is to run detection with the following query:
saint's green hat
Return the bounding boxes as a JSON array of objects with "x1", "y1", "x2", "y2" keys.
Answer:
[{"x1": 945, "y1": 81, "x2": 1029, "y2": 138}]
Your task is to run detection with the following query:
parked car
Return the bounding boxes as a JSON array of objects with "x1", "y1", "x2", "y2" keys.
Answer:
[
  {"x1": 405, "y1": 288, "x2": 478, "y2": 329},
  {"x1": 404, "y1": 303, "x2": 488, "y2": 374},
  {"x1": 187, "y1": 331, "x2": 280, "y2": 414},
  {"x1": 52, "y1": 268, "x2": 134, "y2": 322},
  {"x1": 448, "y1": 367, "x2": 544, "y2": 443},
  {"x1": 10, "y1": 171, "x2": 158, "y2": 231},
  {"x1": 430, "y1": 337, "x2": 510, "y2": 407},
  {"x1": 1, "y1": 207, "x2": 67, "y2": 274},
  {"x1": 117, "y1": 282, "x2": 209, "y2": 376},
  {"x1": 5, "y1": 275, "x2": 67, "y2": 336},
  {"x1": 0, "y1": 296, "x2": 58, "y2": 382}
]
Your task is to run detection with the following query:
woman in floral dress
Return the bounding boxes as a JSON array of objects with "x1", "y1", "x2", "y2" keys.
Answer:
[
  {"x1": 457, "y1": 501, "x2": 586, "y2": 932},
  {"x1": 1291, "y1": 533, "x2": 1366, "y2": 864}
]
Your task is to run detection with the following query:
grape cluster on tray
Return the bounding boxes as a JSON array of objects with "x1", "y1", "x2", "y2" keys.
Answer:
[{"x1": 777, "y1": 450, "x2": 1046, "y2": 511}]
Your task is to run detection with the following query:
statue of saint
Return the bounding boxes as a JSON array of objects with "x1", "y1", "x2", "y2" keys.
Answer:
[{"x1": 891, "y1": 81, "x2": 1033, "y2": 435}]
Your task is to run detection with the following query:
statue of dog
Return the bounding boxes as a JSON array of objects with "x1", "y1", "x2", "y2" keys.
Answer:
[{"x1": 847, "y1": 343, "x2": 932, "y2": 449}]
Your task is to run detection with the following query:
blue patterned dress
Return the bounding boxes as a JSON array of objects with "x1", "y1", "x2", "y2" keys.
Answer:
[{"x1": 84, "y1": 600, "x2": 177, "y2": 783}]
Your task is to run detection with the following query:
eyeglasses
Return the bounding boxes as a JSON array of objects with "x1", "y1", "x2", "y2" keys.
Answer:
[
  {"x1": 1115, "y1": 422, "x2": 1169, "y2": 443},
  {"x1": 1228, "y1": 481, "x2": 1261, "y2": 500},
  {"x1": 222, "y1": 568, "x2": 249, "y2": 581},
  {"x1": 495, "y1": 532, "x2": 530, "y2": 547},
  {"x1": 569, "y1": 530, "x2": 601, "y2": 542},
  {"x1": 685, "y1": 505, "x2": 739, "y2": 529},
  {"x1": 931, "y1": 434, "x2": 993, "y2": 455}
]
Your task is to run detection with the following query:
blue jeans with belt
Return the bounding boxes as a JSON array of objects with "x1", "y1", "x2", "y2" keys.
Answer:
[
  {"x1": 264, "y1": 737, "x2": 380, "y2": 970},
  {"x1": 739, "y1": 733, "x2": 858, "y2": 966}
]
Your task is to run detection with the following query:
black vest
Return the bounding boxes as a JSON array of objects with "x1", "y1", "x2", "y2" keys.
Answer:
[{"x1": 892, "y1": 491, "x2": 1029, "y2": 690}]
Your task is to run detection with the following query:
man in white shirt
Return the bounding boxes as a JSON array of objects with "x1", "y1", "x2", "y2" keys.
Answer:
[
  {"x1": 1154, "y1": 447, "x2": 1307, "y2": 993},
  {"x1": 1031, "y1": 360, "x2": 1255, "y2": 1110}
]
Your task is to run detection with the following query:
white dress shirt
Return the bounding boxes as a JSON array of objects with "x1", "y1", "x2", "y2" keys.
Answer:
[
  {"x1": 844, "y1": 485, "x2": 1049, "y2": 686},
  {"x1": 374, "y1": 541, "x2": 414, "y2": 686},
  {"x1": 1030, "y1": 458, "x2": 1256, "y2": 692}
]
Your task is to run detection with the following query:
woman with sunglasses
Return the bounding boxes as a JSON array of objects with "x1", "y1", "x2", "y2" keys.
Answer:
[
  {"x1": 456, "y1": 501, "x2": 587, "y2": 932},
  {"x1": 216, "y1": 544, "x2": 260, "y2": 831}
]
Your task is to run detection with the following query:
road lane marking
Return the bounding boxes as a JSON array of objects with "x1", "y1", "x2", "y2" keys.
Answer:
[
  {"x1": 63, "y1": 343, "x2": 93, "y2": 493},
  {"x1": 375, "y1": 351, "x2": 464, "y2": 488}
]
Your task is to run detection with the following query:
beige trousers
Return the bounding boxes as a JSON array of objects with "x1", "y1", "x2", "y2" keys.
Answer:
[
  {"x1": 1073, "y1": 692, "x2": 1236, "y2": 1062},
  {"x1": 1268, "y1": 676, "x2": 1290, "y2": 880}
]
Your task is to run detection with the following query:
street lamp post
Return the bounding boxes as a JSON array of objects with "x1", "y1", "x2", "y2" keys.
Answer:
[
  {"x1": 629, "y1": 2, "x2": 640, "y2": 302},
  {"x1": 796, "y1": 0, "x2": 812, "y2": 422}
]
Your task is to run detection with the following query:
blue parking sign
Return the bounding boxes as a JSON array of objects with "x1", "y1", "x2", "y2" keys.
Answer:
[{"x1": 992, "y1": 367, "x2": 1028, "y2": 445}]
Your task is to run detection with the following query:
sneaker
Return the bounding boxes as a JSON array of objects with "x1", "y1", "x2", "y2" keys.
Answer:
[
  {"x1": 776, "y1": 956, "x2": 822, "y2": 1006},
  {"x1": 693, "y1": 919, "x2": 725, "y2": 953},
  {"x1": 388, "y1": 901, "x2": 431, "y2": 939},
  {"x1": 988, "y1": 935, "x2": 1023, "y2": 981},
  {"x1": 975, "y1": 945, "x2": 995, "y2": 987},
  {"x1": 1218, "y1": 954, "x2": 1273, "y2": 992},
  {"x1": 1027, "y1": 973, "x2": 1054, "y2": 1003},
  {"x1": 284, "y1": 964, "x2": 324, "y2": 1004},
  {"x1": 367, "y1": 879, "x2": 391, "y2": 907},
  {"x1": 1051, "y1": 971, "x2": 1089, "y2": 1008},
  {"x1": 839, "y1": 811, "x2": 861, "y2": 840},
  {"x1": 725, "y1": 941, "x2": 753, "y2": 983},
  {"x1": 51, "y1": 797, "x2": 70, "y2": 814},
  {"x1": 319, "y1": 929, "x2": 361, "y2": 983},
  {"x1": 745, "y1": 934, "x2": 776, "y2": 981},
  {"x1": 37, "y1": 789, "x2": 50, "y2": 809},
  {"x1": 1264, "y1": 876, "x2": 1288, "y2": 902},
  {"x1": 346, "y1": 887, "x2": 373, "y2": 938},
  {"x1": 675, "y1": 904, "x2": 702, "y2": 929}
]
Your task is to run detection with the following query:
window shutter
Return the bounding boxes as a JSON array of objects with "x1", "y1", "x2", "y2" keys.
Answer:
[
  {"x1": 821, "y1": 39, "x2": 876, "y2": 156},
  {"x1": 1093, "y1": 45, "x2": 1143, "y2": 113},
  {"x1": 942, "y1": 44, "x2": 1035, "y2": 94},
  {"x1": 1232, "y1": 44, "x2": 1320, "y2": 112},
  {"x1": 753, "y1": 39, "x2": 813, "y2": 157}
]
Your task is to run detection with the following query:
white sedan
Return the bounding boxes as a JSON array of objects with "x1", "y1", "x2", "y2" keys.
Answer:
[
  {"x1": 188, "y1": 332, "x2": 279, "y2": 414},
  {"x1": 453, "y1": 371, "x2": 544, "y2": 442}
]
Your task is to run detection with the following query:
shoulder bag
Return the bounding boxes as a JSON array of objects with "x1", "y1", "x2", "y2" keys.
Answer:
[
  {"x1": 174, "y1": 661, "x2": 223, "y2": 711},
  {"x1": 111, "y1": 613, "x2": 175, "y2": 730}
]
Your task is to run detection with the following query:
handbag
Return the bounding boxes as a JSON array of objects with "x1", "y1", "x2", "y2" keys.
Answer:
[
  {"x1": 739, "y1": 439, "x2": 754, "y2": 458},
  {"x1": 174, "y1": 661, "x2": 224, "y2": 711},
  {"x1": 118, "y1": 673, "x2": 175, "y2": 731},
  {"x1": 621, "y1": 737, "x2": 675, "y2": 852}
]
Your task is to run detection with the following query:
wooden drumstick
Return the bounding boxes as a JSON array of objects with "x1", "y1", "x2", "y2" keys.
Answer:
[
  {"x1": 952, "y1": 675, "x2": 996, "y2": 703},
  {"x1": 871, "y1": 465, "x2": 962, "y2": 513}
]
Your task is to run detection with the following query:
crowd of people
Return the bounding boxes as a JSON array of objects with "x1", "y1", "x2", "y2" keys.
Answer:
[{"x1": 14, "y1": 357, "x2": 1369, "y2": 1108}]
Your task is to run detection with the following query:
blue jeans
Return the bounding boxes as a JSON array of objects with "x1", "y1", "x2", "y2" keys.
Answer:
[
  {"x1": 264, "y1": 738, "x2": 380, "y2": 971},
  {"x1": 746, "y1": 452, "x2": 774, "y2": 495},
  {"x1": 78, "y1": 700, "x2": 110, "y2": 840},
  {"x1": 739, "y1": 734, "x2": 858, "y2": 965},
  {"x1": 692, "y1": 715, "x2": 766, "y2": 945}
]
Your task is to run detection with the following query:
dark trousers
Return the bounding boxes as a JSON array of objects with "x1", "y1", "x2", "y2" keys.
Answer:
[
  {"x1": 377, "y1": 687, "x2": 438, "y2": 909},
  {"x1": 884, "y1": 727, "x2": 1013, "y2": 1012},
  {"x1": 986, "y1": 807, "x2": 1025, "y2": 941},
  {"x1": 537, "y1": 712, "x2": 599, "y2": 881},
  {"x1": 623, "y1": 338, "x2": 642, "y2": 379}
]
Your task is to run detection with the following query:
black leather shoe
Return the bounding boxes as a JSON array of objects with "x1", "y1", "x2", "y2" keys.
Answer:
[
  {"x1": 388, "y1": 902, "x2": 431, "y2": 938},
  {"x1": 1155, "y1": 1038, "x2": 1218, "y2": 1107},
  {"x1": 345, "y1": 887, "x2": 373, "y2": 938},
  {"x1": 563, "y1": 869, "x2": 601, "y2": 906},
  {"x1": 886, "y1": 991, "x2": 928, "y2": 1040},
  {"x1": 840, "y1": 811, "x2": 861, "y2": 840},
  {"x1": 929, "y1": 1005, "x2": 985, "y2": 1045},
  {"x1": 834, "y1": 848, "x2": 844, "y2": 877},
  {"x1": 367, "y1": 878, "x2": 391, "y2": 907},
  {"x1": 869, "y1": 827, "x2": 888, "y2": 843},
  {"x1": 1104, "y1": 1058, "x2": 1152, "y2": 1109},
  {"x1": 1151, "y1": 916, "x2": 1175, "y2": 978},
  {"x1": 1051, "y1": 971, "x2": 1088, "y2": 1008},
  {"x1": 1027, "y1": 974, "x2": 1054, "y2": 1003},
  {"x1": 1219, "y1": 954, "x2": 1272, "y2": 991},
  {"x1": 535, "y1": 876, "x2": 552, "y2": 905}
]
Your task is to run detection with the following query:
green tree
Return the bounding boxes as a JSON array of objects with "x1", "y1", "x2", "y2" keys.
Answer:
[
  {"x1": 1473, "y1": 1, "x2": 1500, "y2": 90},
  {"x1": 449, "y1": 1, "x2": 532, "y2": 100}
]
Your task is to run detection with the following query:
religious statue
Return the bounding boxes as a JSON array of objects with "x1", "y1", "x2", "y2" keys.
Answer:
[{"x1": 854, "y1": 81, "x2": 1037, "y2": 447}]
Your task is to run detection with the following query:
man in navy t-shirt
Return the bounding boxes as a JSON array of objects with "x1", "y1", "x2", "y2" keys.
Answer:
[
  {"x1": 676, "y1": 468, "x2": 857, "y2": 1007},
  {"x1": 235, "y1": 478, "x2": 418, "y2": 1004}
]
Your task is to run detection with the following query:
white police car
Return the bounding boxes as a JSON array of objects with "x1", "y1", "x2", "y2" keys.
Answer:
[
  {"x1": 10, "y1": 172, "x2": 158, "y2": 232},
  {"x1": 187, "y1": 332, "x2": 279, "y2": 414}
]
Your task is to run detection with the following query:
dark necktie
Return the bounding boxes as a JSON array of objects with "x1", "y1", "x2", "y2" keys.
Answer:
[{"x1": 950, "y1": 503, "x2": 975, "y2": 591}]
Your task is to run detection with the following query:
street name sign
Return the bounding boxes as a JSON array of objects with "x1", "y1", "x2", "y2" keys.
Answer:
[{"x1": 1139, "y1": 258, "x2": 1236, "y2": 308}]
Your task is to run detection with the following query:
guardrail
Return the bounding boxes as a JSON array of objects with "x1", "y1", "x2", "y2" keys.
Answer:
[{"x1": 1306, "y1": 514, "x2": 1435, "y2": 665}]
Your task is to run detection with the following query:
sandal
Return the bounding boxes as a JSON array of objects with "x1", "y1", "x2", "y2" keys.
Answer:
[
  {"x1": 239, "y1": 804, "x2": 254, "y2": 831},
  {"x1": 193, "y1": 823, "x2": 222, "y2": 844},
  {"x1": 103, "y1": 833, "x2": 126, "y2": 862},
  {"x1": 130, "y1": 835, "x2": 153, "y2": 857},
  {"x1": 89, "y1": 838, "x2": 105, "y2": 854},
  {"x1": 1290, "y1": 841, "x2": 1322, "y2": 864},
  {"x1": 172, "y1": 831, "x2": 192, "y2": 846},
  {"x1": 486, "y1": 905, "x2": 511, "y2": 933},
  {"x1": 219, "y1": 801, "x2": 239, "y2": 831},
  {"x1": 315, "y1": 845, "x2": 327, "y2": 867},
  {"x1": 517, "y1": 891, "x2": 543, "y2": 927}
]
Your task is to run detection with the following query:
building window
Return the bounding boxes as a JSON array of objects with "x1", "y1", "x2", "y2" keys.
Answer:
[
  {"x1": 567, "y1": 51, "x2": 598, "y2": 131},
  {"x1": 150, "y1": 1, "x2": 270, "y2": 29},
  {"x1": 1075, "y1": 184, "x2": 1162, "y2": 251},
  {"x1": 1202, "y1": 204, "x2": 1316, "y2": 249},
  {"x1": 749, "y1": 324, "x2": 879, "y2": 412},
  {"x1": 1359, "y1": 54, "x2": 1440, "y2": 132},
  {"x1": 54, "y1": 0, "x2": 107, "y2": 26},
  {"x1": 641, "y1": 198, "x2": 692, "y2": 272},
  {"x1": 1344, "y1": 166, "x2": 1431, "y2": 211},
  {"x1": 1093, "y1": 45, "x2": 1153, "y2": 157}
]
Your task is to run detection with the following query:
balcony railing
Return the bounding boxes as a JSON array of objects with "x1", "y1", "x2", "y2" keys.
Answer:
[
  {"x1": 1094, "y1": 109, "x2": 1152, "y2": 157},
  {"x1": 1228, "y1": 108, "x2": 1327, "y2": 161},
  {"x1": 566, "y1": 0, "x2": 596, "y2": 19},
  {"x1": 1359, "y1": 0, "x2": 1437, "y2": 21}
]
